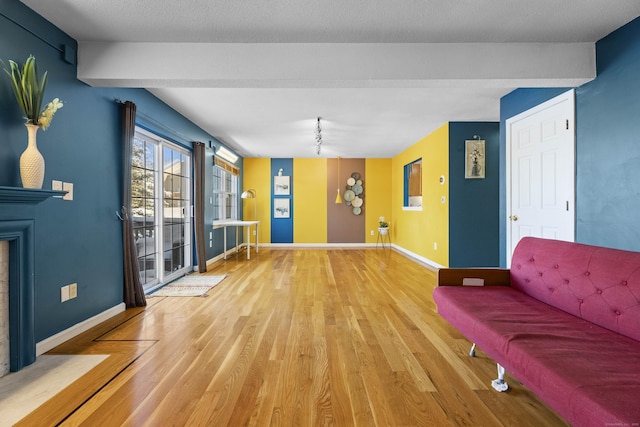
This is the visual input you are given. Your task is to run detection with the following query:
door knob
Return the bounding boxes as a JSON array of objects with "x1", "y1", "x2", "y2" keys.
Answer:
[{"x1": 509, "y1": 215, "x2": 518, "y2": 221}]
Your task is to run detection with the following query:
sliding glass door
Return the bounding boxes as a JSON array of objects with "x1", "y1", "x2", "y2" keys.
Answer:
[{"x1": 132, "y1": 128, "x2": 192, "y2": 293}]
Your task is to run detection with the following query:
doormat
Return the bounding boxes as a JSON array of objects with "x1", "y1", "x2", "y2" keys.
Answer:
[{"x1": 149, "y1": 275, "x2": 227, "y2": 297}]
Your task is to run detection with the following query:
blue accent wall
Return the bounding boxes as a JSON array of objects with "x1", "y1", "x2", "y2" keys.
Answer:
[
  {"x1": 0, "y1": 0, "x2": 240, "y2": 342},
  {"x1": 575, "y1": 17, "x2": 640, "y2": 250},
  {"x1": 499, "y1": 16, "x2": 640, "y2": 263},
  {"x1": 271, "y1": 158, "x2": 293, "y2": 243},
  {"x1": 449, "y1": 122, "x2": 500, "y2": 267}
]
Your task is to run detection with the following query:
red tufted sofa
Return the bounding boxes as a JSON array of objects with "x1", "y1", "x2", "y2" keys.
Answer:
[{"x1": 433, "y1": 237, "x2": 640, "y2": 427}]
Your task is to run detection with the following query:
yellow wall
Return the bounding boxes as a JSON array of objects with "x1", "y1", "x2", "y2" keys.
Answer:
[
  {"x1": 392, "y1": 123, "x2": 449, "y2": 266},
  {"x1": 242, "y1": 158, "x2": 271, "y2": 244},
  {"x1": 365, "y1": 158, "x2": 392, "y2": 244},
  {"x1": 294, "y1": 158, "x2": 327, "y2": 243}
]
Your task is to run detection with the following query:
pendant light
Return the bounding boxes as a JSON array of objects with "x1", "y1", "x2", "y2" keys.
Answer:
[{"x1": 335, "y1": 156, "x2": 343, "y2": 204}]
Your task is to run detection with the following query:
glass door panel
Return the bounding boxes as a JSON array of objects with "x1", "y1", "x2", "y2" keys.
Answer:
[{"x1": 133, "y1": 128, "x2": 191, "y2": 293}]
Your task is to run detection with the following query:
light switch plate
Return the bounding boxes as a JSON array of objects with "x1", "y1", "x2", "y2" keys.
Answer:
[
  {"x1": 52, "y1": 180, "x2": 63, "y2": 191},
  {"x1": 63, "y1": 182, "x2": 74, "y2": 201}
]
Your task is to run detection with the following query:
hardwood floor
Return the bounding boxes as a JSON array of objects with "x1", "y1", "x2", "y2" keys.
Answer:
[{"x1": 19, "y1": 248, "x2": 568, "y2": 426}]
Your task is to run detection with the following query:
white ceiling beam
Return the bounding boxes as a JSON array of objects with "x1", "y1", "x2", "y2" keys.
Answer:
[{"x1": 77, "y1": 42, "x2": 595, "y2": 88}]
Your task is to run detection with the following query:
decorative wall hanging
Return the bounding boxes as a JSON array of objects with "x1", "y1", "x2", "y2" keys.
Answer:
[
  {"x1": 274, "y1": 175, "x2": 290, "y2": 195},
  {"x1": 274, "y1": 198, "x2": 290, "y2": 218},
  {"x1": 344, "y1": 172, "x2": 364, "y2": 215},
  {"x1": 465, "y1": 136, "x2": 485, "y2": 179}
]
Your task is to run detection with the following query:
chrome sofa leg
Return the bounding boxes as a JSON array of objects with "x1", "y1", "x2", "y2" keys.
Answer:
[
  {"x1": 469, "y1": 343, "x2": 476, "y2": 357},
  {"x1": 491, "y1": 363, "x2": 509, "y2": 392}
]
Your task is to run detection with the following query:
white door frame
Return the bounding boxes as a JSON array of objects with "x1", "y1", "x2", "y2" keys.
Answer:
[{"x1": 505, "y1": 89, "x2": 576, "y2": 265}]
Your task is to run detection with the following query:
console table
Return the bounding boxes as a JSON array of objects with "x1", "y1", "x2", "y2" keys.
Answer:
[{"x1": 213, "y1": 220, "x2": 259, "y2": 260}]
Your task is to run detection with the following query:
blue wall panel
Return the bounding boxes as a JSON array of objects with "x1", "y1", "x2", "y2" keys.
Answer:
[
  {"x1": 449, "y1": 122, "x2": 500, "y2": 267},
  {"x1": 499, "y1": 17, "x2": 640, "y2": 263},
  {"x1": 576, "y1": 17, "x2": 640, "y2": 251},
  {"x1": 0, "y1": 0, "x2": 239, "y2": 342},
  {"x1": 271, "y1": 158, "x2": 293, "y2": 243}
]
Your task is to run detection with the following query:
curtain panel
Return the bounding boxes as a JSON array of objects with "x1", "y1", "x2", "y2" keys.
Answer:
[
  {"x1": 193, "y1": 141, "x2": 207, "y2": 273},
  {"x1": 121, "y1": 101, "x2": 146, "y2": 308}
]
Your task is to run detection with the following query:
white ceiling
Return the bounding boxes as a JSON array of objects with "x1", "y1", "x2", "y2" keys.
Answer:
[{"x1": 22, "y1": 0, "x2": 640, "y2": 159}]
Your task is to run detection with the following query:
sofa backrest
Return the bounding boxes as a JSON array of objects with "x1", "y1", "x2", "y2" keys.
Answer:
[{"x1": 510, "y1": 237, "x2": 640, "y2": 342}]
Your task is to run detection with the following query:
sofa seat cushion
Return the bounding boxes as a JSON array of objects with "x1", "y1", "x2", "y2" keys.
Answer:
[{"x1": 433, "y1": 285, "x2": 640, "y2": 427}]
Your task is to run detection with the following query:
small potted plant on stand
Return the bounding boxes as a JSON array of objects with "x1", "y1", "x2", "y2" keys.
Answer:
[{"x1": 378, "y1": 216, "x2": 389, "y2": 235}]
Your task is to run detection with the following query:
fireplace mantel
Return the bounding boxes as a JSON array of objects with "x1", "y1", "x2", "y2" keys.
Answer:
[
  {"x1": 0, "y1": 186, "x2": 66, "y2": 204},
  {"x1": 0, "y1": 186, "x2": 65, "y2": 372}
]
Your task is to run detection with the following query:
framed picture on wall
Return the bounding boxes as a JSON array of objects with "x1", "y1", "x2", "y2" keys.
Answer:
[
  {"x1": 465, "y1": 139, "x2": 485, "y2": 179},
  {"x1": 274, "y1": 198, "x2": 290, "y2": 218},
  {"x1": 274, "y1": 175, "x2": 290, "y2": 195}
]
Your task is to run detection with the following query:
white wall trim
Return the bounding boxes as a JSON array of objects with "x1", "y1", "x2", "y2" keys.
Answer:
[
  {"x1": 391, "y1": 244, "x2": 444, "y2": 270},
  {"x1": 203, "y1": 242, "x2": 444, "y2": 272},
  {"x1": 36, "y1": 303, "x2": 126, "y2": 356},
  {"x1": 262, "y1": 243, "x2": 374, "y2": 249}
]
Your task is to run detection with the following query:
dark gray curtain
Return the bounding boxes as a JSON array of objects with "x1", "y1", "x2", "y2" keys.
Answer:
[
  {"x1": 121, "y1": 101, "x2": 146, "y2": 307},
  {"x1": 193, "y1": 141, "x2": 207, "y2": 273}
]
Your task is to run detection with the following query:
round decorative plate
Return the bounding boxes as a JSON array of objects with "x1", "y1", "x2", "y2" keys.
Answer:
[
  {"x1": 352, "y1": 196, "x2": 363, "y2": 207},
  {"x1": 352, "y1": 207, "x2": 361, "y2": 215},
  {"x1": 351, "y1": 172, "x2": 360, "y2": 180},
  {"x1": 352, "y1": 184, "x2": 363, "y2": 195},
  {"x1": 343, "y1": 189, "x2": 355, "y2": 201},
  {"x1": 346, "y1": 177, "x2": 356, "y2": 186}
]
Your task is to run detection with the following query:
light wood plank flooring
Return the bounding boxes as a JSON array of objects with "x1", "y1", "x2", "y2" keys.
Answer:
[{"x1": 18, "y1": 248, "x2": 568, "y2": 426}]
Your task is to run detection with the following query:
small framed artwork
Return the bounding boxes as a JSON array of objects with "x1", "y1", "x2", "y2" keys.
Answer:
[
  {"x1": 465, "y1": 139, "x2": 485, "y2": 179},
  {"x1": 274, "y1": 175, "x2": 290, "y2": 195},
  {"x1": 274, "y1": 198, "x2": 290, "y2": 218}
]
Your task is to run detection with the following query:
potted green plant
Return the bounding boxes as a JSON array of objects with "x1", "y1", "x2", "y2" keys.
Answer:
[
  {"x1": 2, "y1": 55, "x2": 63, "y2": 188},
  {"x1": 378, "y1": 216, "x2": 389, "y2": 235}
]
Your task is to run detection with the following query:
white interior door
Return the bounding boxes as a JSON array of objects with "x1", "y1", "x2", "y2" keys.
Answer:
[{"x1": 506, "y1": 90, "x2": 575, "y2": 265}]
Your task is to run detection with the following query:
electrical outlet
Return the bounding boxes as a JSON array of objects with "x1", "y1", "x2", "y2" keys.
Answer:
[
  {"x1": 69, "y1": 283, "x2": 77, "y2": 299},
  {"x1": 61, "y1": 285, "x2": 69, "y2": 302},
  {"x1": 370, "y1": 230, "x2": 374, "y2": 236},
  {"x1": 434, "y1": 242, "x2": 438, "y2": 250},
  {"x1": 253, "y1": 230, "x2": 256, "y2": 235},
  {"x1": 63, "y1": 182, "x2": 74, "y2": 201},
  {"x1": 52, "y1": 180, "x2": 63, "y2": 191}
]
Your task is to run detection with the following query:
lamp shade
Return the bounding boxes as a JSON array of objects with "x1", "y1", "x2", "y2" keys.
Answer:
[{"x1": 241, "y1": 189, "x2": 256, "y2": 199}]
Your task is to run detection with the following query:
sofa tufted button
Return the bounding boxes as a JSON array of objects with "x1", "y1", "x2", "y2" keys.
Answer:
[
  {"x1": 615, "y1": 310, "x2": 621, "y2": 316},
  {"x1": 517, "y1": 265, "x2": 522, "y2": 270},
  {"x1": 578, "y1": 299, "x2": 584, "y2": 304},
  {"x1": 529, "y1": 257, "x2": 535, "y2": 262},
  {"x1": 525, "y1": 279, "x2": 530, "y2": 283},
  {"x1": 622, "y1": 281, "x2": 628, "y2": 286},
  {"x1": 548, "y1": 287, "x2": 554, "y2": 293},
  {"x1": 585, "y1": 271, "x2": 590, "y2": 276},
  {"x1": 564, "y1": 279, "x2": 570, "y2": 284},
  {"x1": 596, "y1": 289, "x2": 602, "y2": 294},
  {"x1": 539, "y1": 272, "x2": 544, "y2": 277},
  {"x1": 554, "y1": 264, "x2": 559, "y2": 269}
]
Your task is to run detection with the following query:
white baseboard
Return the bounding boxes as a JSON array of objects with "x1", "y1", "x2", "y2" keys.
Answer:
[
  {"x1": 202, "y1": 242, "x2": 443, "y2": 271},
  {"x1": 36, "y1": 303, "x2": 126, "y2": 356},
  {"x1": 391, "y1": 244, "x2": 444, "y2": 270},
  {"x1": 260, "y1": 243, "x2": 374, "y2": 249}
]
